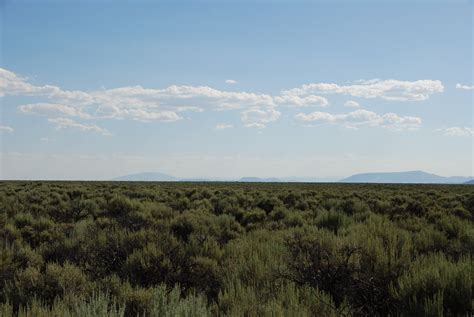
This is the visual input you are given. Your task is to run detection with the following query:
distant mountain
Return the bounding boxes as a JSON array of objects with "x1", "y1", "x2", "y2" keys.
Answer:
[
  {"x1": 179, "y1": 178, "x2": 211, "y2": 182},
  {"x1": 113, "y1": 171, "x2": 471, "y2": 184},
  {"x1": 446, "y1": 176, "x2": 474, "y2": 183},
  {"x1": 114, "y1": 172, "x2": 177, "y2": 181},
  {"x1": 238, "y1": 177, "x2": 339, "y2": 182},
  {"x1": 239, "y1": 177, "x2": 281, "y2": 182},
  {"x1": 279, "y1": 176, "x2": 339, "y2": 183},
  {"x1": 341, "y1": 171, "x2": 472, "y2": 184},
  {"x1": 464, "y1": 179, "x2": 474, "y2": 184}
]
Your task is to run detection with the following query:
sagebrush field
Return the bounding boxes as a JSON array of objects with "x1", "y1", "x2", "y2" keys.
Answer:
[{"x1": 0, "y1": 181, "x2": 473, "y2": 316}]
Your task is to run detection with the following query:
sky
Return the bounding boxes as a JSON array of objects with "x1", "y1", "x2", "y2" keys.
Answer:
[{"x1": 0, "y1": 0, "x2": 473, "y2": 180}]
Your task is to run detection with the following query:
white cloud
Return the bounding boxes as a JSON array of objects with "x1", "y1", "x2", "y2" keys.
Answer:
[
  {"x1": 274, "y1": 94, "x2": 329, "y2": 107},
  {"x1": 381, "y1": 113, "x2": 422, "y2": 131},
  {"x1": 215, "y1": 123, "x2": 234, "y2": 130},
  {"x1": 225, "y1": 79, "x2": 238, "y2": 84},
  {"x1": 440, "y1": 127, "x2": 474, "y2": 137},
  {"x1": 18, "y1": 102, "x2": 182, "y2": 123},
  {"x1": 0, "y1": 125, "x2": 14, "y2": 133},
  {"x1": 295, "y1": 109, "x2": 422, "y2": 131},
  {"x1": 48, "y1": 118, "x2": 111, "y2": 136},
  {"x1": 456, "y1": 83, "x2": 474, "y2": 90},
  {"x1": 19, "y1": 103, "x2": 91, "y2": 119},
  {"x1": 241, "y1": 108, "x2": 281, "y2": 128},
  {"x1": 244, "y1": 123, "x2": 266, "y2": 129},
  {"x1": 119, "y1": 109, "x2": 182, "y2": 122},
  {"x1": 344, "y1": 100, "x2": 360, "y2": 108},
  {"x1": 40, "y1": 137, "x2": 49, "y2": 143},
  {"x1": 0, "y1": 68, "x2": 54, "y2": 97},
  {"x1": 175, "y1": 106, "x2": 204, "y2": 112},
  {"x1": 1, "y1": 68, "x2": 278, "y2": 124},
  {"x1": 0, "y1": 68, "x2": 93, "y2": 102},
  {"x1": 2, "y1": 68, "x2": 439, "y2": 131},
  {"x1": 283, "y1": 79, "x2": 444, "y2": 101},
  {"x1": 0, "y1": 68, "x2": 326, "y2": 129}
]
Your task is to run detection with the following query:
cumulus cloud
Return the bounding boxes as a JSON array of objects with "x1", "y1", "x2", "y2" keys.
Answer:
[
  {"x1": 175, "y1": 106, "x2": 204, "y2": 112},
  {"x1": 241, "y1": 108, "x2": 281, "y2": 128},
  {"x1": 0, "y1": 68, "x2": 327, "y2": 121},
  {"x1": 456, "y1": 83, "x2": 474, "y2": 90},
  {"x1": 344, "y1": 100, "x2": 360, "y2": 108},
  {"x1": 243, "y1": 123, "x2": 266, "y2": 129},
  {"x1": 439, "y1": 127, "x2": 474, "y2": 137},
  {"x1": 48, "y1": 118, "x2": 111, "y2": 136},
  {"x1": 274, "y1": 94, "x2": 329, "y2": 107},
  {"x1": 0, "y1": 68, "x2": 93, "y2": 102},
  {"x1": 19, "y1": 103, "x2": 91, "y2": 119},
  {"x1": 215, "y1": 123, "x2": 234, "y2": 130},
  {"x1": 0, "y1": 68, "x2": 53, "y2": 97},
  {"x1": 1, "y1": 68, "x2": 280, "y2": 125},
  {"x1": 1, "y1": 68, "x2": 437, "y2": 132},
  {"x1": 295, "y1": 109, "x2": 422, "y2": 131},
  {"x1": 225, "y1": 79, "x2": 238, "y2": 84},
  {"x1": 381, "y1": 113, "x2": 422, "y2": 131},
  {"x1": 0, "y1": 125, "x2": 14, "y2": 133},
  {"x1": 283, "y1": 79, "x2": 444, "y2": 101}
]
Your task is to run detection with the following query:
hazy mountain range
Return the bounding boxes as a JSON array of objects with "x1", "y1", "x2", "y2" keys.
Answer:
[
  {"x1": 113, "y1": 173, "x2": 338, "y2": 183},
  {"x1": 113, "y1": 172, "x2": 177, "y2": 182},
  {"x1": 114, "y1": 171, "x2": 473, "y2": 184},
  {"x1": 340, "y1": 171, "x2": 473, "y2": 184}
]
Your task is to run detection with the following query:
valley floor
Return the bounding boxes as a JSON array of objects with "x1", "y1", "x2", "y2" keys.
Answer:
[{"x1": 0, "y1": 181, "x2": 473, "y2": 316}]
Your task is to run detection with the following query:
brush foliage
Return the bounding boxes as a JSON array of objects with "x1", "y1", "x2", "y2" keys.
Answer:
[{"x1": 0, "y1": 182, "x2": 472, "y2": 316}]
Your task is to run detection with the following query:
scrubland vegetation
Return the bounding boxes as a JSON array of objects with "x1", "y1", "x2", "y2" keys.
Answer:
[{"x1": 0, "y1": 181, "x2": 473, "y2": 316}]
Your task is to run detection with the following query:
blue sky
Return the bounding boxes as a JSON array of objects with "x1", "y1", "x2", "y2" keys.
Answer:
[{"x1": 1, "y1": 0, "x2": 473, "y2": 180}]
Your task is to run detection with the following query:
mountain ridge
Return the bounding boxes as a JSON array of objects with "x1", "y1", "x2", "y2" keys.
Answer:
[
  {"x1": 113, "y1": 171, "x2": 472, "y2": 184},
  {"x1": 113, "y1": 172, "x2": 177, "y2": 181},
  {"x1": 341, "y1": 170, "x2": 471, "y2": 184}
]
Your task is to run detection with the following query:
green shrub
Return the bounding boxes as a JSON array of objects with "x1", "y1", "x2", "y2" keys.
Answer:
[
  {"x1": 314, "y1": 209, "x2": 350, "y2": 234},
  {"x1": 1, "y1": 181, "x2": 472, "y2": 316},
  {"x1": 392, "y1": 254, "x2": 473, "y2": 316}
]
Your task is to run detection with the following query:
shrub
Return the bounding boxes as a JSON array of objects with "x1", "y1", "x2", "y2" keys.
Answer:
[
  {"x1": 392, "y1": 254, "x2": 473, "y2": 316},
  {"x1": 1, "y1": 181, "x2": 472, "y2": 316}
]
